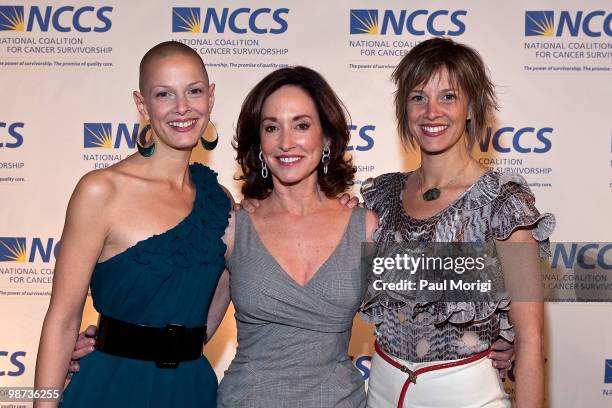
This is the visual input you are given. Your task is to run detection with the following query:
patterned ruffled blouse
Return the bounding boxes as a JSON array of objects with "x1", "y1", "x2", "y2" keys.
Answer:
[{"x1": 360, "y1": 170, "x2": 555, "y2": 362}]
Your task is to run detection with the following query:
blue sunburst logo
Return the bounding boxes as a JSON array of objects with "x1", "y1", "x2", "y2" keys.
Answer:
[
  {"x1": 605, "y1": 360, "x2": 612, "y2": 384},
  {"x1": 350, "y1": 9, "x2": 378, "y2": 35},
  {"x1": 0, "y1": 5, "x2": 24, "y2": 31},
  {"x1": 0, "y1": 237, "x2": 27, "y2": 262},
  {"x1": 172, "y1": 8, "x2": 201, "y2": 33},
  {"x1": 84, "y1": 123, "x2": 113, "y2": 148},
  {"x1": 525, "y1": 11, "x2": 555, "y2": 37}
]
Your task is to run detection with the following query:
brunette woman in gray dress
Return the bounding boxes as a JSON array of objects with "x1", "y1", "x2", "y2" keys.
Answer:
[{"x1": 216, "y1": 67, "x2": 378, "y2": 407}]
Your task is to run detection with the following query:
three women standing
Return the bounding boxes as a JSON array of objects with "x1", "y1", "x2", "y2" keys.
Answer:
[{"x1": 49, "y1": 37, "x2": 549, "y2": 408}]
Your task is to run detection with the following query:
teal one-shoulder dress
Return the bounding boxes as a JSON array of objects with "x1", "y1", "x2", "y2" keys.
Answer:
[{"x1": 60, "y1": 163, "x2": 230, "y2": 408}]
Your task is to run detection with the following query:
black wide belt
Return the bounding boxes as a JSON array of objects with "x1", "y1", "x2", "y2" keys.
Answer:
[{"x1": 96, "y1": 314, "x2": 206, "y2": 369}]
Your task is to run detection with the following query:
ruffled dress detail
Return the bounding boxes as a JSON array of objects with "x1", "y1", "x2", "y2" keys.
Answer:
[
  {"x1": 360, "y1": 170, "x2": 554, "y2": 361},
  {"x1": 60, "y1": 163, "x2": 231, "y2": 408}
]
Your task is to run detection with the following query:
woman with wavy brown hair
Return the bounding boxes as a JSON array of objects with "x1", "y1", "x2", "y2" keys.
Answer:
[{"x1": 216, "y1": 66, "x2": 378, "y2": 407}]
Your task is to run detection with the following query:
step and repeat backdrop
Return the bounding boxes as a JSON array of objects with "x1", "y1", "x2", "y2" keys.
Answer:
[{"x1": 1, "y1": 1, "x2": 611, "y2": 406}]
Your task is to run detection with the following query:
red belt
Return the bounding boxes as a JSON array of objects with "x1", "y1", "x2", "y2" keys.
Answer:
[{"x1": 374, "y1": 342, "x2": 490, "y2": 408}]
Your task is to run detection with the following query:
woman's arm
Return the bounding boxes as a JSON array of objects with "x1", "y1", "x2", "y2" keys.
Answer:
[
  {"x1": 364, "y1": 209, "x2": 379, "y2": 243},
  {"x1": 206, "y1": 201, "x2": 236, "y2": 341},
  {"x1": 509, "y1": 300, "x2": 544, "y2": 407},
  {"x1": 497, "y1": 229, "x2": 544, "y2": 408},
  {"x1": 205, "y1": 269, "x2": 230, "y2": 341},
  {"x1": 34, "y1": 172, "x2": 112, "y2": 407}
]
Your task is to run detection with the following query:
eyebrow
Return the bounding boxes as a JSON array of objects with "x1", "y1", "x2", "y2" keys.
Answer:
[
  {"x1": 262, "y1": 114, "x2": 313, "y2": 122},
  {"x1": 409, "y1": 88, "x2": 457, "y2": 93},
  {"x1": 151, "y1": 81, "x2": 207, "y2": 89}
]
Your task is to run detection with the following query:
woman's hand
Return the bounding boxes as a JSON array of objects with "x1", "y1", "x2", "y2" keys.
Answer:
[
  {"x1": 489, "y1": 338, "x2": 514, "y2": 379},
  {"x1": 338, "y1": 193, "x2": 360, "y2": 208},
  {"x1": 67, "y1": 325, "x2": 97, "y2": 376},
  {"x1": 234, "y1": 198, "x2": 260, "y2": 213}
]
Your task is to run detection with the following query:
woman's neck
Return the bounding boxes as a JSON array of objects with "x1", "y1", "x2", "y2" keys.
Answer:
[
  {"x1": 134, "y1": 143, "x2": 193, "y2": 188},
  {"x1": 419, "y1": 142, "x2": 474, "y2": 188},
  {"x1": 266, "y1": 174, "x2": 328, "y2": 216}
]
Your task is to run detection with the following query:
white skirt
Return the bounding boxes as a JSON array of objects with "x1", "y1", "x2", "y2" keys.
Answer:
[{"x1": 367, "y1": 344, "x2": 510, "y2": 408}]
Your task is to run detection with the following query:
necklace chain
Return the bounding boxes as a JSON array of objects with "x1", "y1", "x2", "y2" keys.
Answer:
[{"x1": 418, "y1": 159, "x2": 472, "y2": 201}]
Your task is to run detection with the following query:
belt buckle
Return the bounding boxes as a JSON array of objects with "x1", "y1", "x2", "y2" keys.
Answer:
[
  {"x1": 400, "y1": 365, "x2": 418, "y2": 384},
  {"x1": 156, "y1": 324, "x2": 186, "y2": 369}
]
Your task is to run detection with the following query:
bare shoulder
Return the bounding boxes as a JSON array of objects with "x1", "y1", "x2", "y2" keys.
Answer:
[
  {"x1": 61, "y1": 167, "x2": 122, "y2": 240},
  {"x1": 71, "y1": 168, "x2": 117, "y2": 207},
  {"x1": 73, "y1": 157, "x2": 152, "y2": 203}
]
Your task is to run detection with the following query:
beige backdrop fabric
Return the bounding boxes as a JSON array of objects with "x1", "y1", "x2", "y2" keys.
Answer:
[{"x1": 1, "y1": 1, "x2": 611, "y2": 407}]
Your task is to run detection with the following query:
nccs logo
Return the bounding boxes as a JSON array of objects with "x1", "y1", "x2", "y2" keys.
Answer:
[
  {"x1": 478, "y1": 126, "x2": 552, "y2": 154},
  {"x1": 0, "y1": 122, "x2": 24, "y2": 148},
  {"x1": 551, "y1": 243, "x2": 612, "y2": 270},
  {"x1": 349, "y1": 9, "x2": 466, "y2": 36},
  {"x1": 525, "y1": 10, "x2": 612, "y2": 37},
  {"x1": 0, "y1": 237, "x2": 59, "y2": 263},
  {"x1": 0, "y1": 351, "x2": 26, "y2": 376},
  {"x1": 172, "y1": 7, "x2": 289, "y2": 34},
  {"x1": 0, "y1": 5, "x2": 113, "y2": 33},
  {"x1": 348, "y1": 124, "x2": 375, "y2": 151},
  {"x1": 84, "y1": 123, "x2": 140, "y2": 149},
  {"x1": 605, "y1": 359, "x2": 612, "y2": 384}
]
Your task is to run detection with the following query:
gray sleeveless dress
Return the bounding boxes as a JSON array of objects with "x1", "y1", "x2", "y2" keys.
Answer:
[{"x1": 218, "y1": 208, "x2": 368, "y2": 408}]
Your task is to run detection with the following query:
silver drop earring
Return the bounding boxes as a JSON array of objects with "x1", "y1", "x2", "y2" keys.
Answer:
[
  {"x1": 259, "y1": 148, "x2": 268, "y2": 179},
  {"x1": 321, "y1": 144, "x2": 331, "y2": 175}
]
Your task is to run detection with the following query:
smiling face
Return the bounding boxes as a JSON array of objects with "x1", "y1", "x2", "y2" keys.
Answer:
[
  {"x1": 259, "y1": 85, "x2": 325, "y2": 187},
  {"x1": 133, "y1": 52, "x2": 214, "y2": 151},
  {"x1": 406, "y1": 68, "x2": 471, "y2": 155}
]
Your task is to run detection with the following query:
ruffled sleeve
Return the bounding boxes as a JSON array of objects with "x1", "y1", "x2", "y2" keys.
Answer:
[
  {"x1": 360, "y1": 172, "x2": 404, "y2": 243},
  {"x1": 490, "y1": 172, "x2": 555, "y2": 257}
]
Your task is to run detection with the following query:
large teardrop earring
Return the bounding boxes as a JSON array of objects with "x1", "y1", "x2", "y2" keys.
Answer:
[
  {"x1": 137, "y1": 124, "x2": 155, "y2": 157},
  {"x1": 201, "y1": 120, "x2": 219, "y2": 151}
]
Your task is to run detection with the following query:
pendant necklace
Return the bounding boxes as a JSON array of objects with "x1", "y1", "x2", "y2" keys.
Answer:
[{"x1": 419, "y1": 160, "x2": 471, "y2": 202}]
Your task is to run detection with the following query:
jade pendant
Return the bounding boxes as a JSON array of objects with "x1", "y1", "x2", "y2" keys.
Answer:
[{"x1": 422, "y1": 188, "x2": 440, "y2": 201}]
